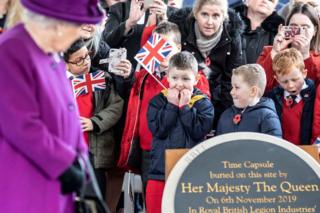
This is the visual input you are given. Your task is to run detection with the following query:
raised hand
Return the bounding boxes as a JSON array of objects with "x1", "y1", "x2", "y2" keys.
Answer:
[
  {"x1": 179, "y1": 89, "x2": 192, "y2": 107},
  {"x1": 149, "y1": 0, "x2": 168, "y2": 21},
  {"x1": 113, "y1": 59, "x2": 132, "y2": 78},
  {"x1": 125, "y1": 0, "x2": 145, "y2": 34},
  {"x1": 271, "y1": 25, "x2": 293, "y2": 59},
  {"x1": 167, "y1": 88, "x2": 180, "y2": 106},
  {"x1": 292, "y1": 28, "x2": 312, "y2": 59}
]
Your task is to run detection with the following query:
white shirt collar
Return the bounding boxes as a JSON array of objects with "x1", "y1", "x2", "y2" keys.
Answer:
[
  {"x1": 66, "y1": 70, "x2": 75, "y2": 80},
  {"x1": 283, "y1": 81, "x2": 308, "y2": 103},
  {"x1": 248, "y1": 97, "x2": 260, "y2": 107}
]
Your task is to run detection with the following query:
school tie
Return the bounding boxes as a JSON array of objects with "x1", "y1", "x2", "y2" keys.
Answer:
[{"x1": 285, "y1": 95, "x2": 297, "y2": 107}]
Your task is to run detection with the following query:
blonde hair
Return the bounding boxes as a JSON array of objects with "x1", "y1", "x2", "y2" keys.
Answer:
[
  {"x1": 233, "y1": 64, "x2": 267, "y2": 97},
  {"x1": 192, "y1": 0, "x2": 229, "y2": 20},
  {"x1": 272, "y1": 48, "x2": 305, "y2": 76}
]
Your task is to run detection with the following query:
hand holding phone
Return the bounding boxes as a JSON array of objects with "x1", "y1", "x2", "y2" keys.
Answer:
[
  {"x1": 283, "y1": 26, "x2": 301, "y2": 39},
  {"x1": 108, "y1": 48, "x2": 127, "y2": 73},
  {"x1": 144, "y1": 0, "x2": 154, "y2": 9}
]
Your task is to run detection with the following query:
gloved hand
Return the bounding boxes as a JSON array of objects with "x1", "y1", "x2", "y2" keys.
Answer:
[{"x1": 59, "y1": 158, "x2": 85, "y2": 194}]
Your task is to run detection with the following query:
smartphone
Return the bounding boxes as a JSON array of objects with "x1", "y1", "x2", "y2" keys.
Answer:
[
  {"x1": 283, "y1": 26, "x2": 301, "y2": 39},
  {"x1": 108, "y1": 48, "x2": 127, "y2": 73},
  {"x1": 144, "y1": 0, "x2": 154, "y2": 9}
]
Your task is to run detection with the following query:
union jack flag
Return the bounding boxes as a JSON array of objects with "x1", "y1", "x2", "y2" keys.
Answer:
[
  {"x1": 71, "y1": 70, "x2": 106, "y2": 97},
  {"x1": 134, "y1": 33, "x2": 174, "y2": 74}
]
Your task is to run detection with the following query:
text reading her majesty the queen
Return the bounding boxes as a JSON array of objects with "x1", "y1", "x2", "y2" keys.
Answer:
[{"x1": 179, "y1": 160, "x2": 319, "y2": 213}]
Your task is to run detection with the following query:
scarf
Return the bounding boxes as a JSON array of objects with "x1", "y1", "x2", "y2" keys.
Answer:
[{"x1": 195, "y1": 21, "x2": 223, "y2": 58}]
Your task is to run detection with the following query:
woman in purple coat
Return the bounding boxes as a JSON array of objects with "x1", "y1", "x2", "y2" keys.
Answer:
[{"x1": 0, "y1": 0, "x2": 103, "y2": 212}]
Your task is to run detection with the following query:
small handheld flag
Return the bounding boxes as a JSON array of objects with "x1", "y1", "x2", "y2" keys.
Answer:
[
  {"x1": 72, "y1": 70, "x2": 106, "y2": 97},
  {"x1": 134, "y1": 33, "x2": 173, "y2": 74},
  {"x1": 134, "y1": 33, "x2": 173, "y2": 89}
]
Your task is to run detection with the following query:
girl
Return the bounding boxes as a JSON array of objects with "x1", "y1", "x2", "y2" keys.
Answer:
[{"x1": 258, "y1": 2, "x2": 320, "y2": 93}]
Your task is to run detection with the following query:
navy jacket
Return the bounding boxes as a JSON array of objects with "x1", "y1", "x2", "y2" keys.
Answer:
[
  {"x1": 216, "y1": 97, "x2": 282, "y2": 137},
  {"x1": 267, "y1": 79, "x2": 315, "y2": 145},
  {"x1": 147, "y1": 89, "x2": 214, "y2": 180}
]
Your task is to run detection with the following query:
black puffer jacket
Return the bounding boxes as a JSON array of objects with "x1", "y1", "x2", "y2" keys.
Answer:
[
  {"x1": 169, "y1": 8, "x2": 245, "y2": 128},
  {"x1": 235, "y1": 4, "x2": 284, "y2": 63}
]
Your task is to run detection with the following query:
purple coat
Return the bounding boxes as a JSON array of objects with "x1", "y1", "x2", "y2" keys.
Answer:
[{"x1": 0, "y1": 24, "x2": 87, "y2": 213}]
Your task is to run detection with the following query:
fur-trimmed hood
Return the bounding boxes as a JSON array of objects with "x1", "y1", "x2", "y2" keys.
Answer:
[{"x1": 226, "y1": 8, "x2": 245, "y2": 38}]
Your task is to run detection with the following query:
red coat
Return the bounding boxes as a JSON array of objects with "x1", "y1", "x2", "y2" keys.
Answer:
[
  {"x1": 117, "y1": 69, "x2": 210, "y2": 171},
  {"x1": 312, "y1": 85, "x2": 320, "y2": 143},
  {"x1": 257, "y1": 46, "x2": 320, "y2": 93}
]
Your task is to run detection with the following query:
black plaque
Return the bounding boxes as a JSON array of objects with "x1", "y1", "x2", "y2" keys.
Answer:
[{"x1": 162, "y1": 132, "x2": 320, "y2": 213}]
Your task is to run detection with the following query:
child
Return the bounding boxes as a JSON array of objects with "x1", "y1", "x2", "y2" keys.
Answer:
[
  {"x1": 269, "y1": 48, "x2": 316, "y2": 145},
  {"x1": 146, "y1": 51, "x2": 214, "y2": 213},
  {"x1": 63, "y1": 39, "x2": 124, "y2": 198},
  {"x1": 116, "y1": 21, "x2": 211, "y2": 195},
  {"x1": 216, "y1": 64, "x2": 282, "y2": 137}
]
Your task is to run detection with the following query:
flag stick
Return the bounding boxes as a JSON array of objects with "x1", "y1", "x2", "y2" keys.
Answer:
[{"x1": 148, "y1": 71, "x2": 167, "y2": 89}]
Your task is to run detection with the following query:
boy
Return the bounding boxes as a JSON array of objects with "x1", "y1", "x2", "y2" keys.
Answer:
[
  {"x1": 268, "y1": 48, "x2": 316, "y2": 145},
  {"x1": 63, "y1": 39, "x2": 124, "y2": 198},
  {"x1": 216, "y1": 64, "x2": 282, "y2": 137},
  {"x1": 146, "y1": 51, "x2": 214, "y2": 213},
  {"x1": 116, "y1": 21, "x2": 210, "y2": 194}
]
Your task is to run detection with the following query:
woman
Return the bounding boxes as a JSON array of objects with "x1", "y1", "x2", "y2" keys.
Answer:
[
  {"x1": 0, "y1": 0, "x2": 103, "y2": 212},
  {"x1": 257, "y1": 3, "x2": 320, "y2": 93},
  {"x1": 235, "y1": 0, "x2": 284, "y2": 63},
  {"x1": 168, "y1": 0, "x2": 245, "y2": 128},
  {"x1": 80, "y1": 24, "x2": 111, "y2": 71}
]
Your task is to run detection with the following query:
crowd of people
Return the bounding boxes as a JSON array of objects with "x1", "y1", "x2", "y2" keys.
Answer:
[{"x1": 1, "y1": 0, "x2": 320, "y2": 212}]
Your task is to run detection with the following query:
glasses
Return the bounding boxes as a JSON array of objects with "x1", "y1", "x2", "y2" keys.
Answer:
[{"x1": 68, "y1": 53, "x2": 90, "y2": 66}]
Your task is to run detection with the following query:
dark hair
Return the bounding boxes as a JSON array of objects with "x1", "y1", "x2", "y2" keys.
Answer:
[
  {"x1": 168, "y1": 51, "x2": 198, "y2": 74},
  {"x1": 153, "y1": 21, "x2": 181, "y2": 45},
  {"x1": 63, "y1": 39, "x2": 86, "y2": 62},
  {"x1": 286, "y1": 2, "x2": 320, "y2": 52}
]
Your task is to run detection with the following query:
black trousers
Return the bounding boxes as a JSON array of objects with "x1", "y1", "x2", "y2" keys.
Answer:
[{"x1": 89, "y1": 152, "x2": 107, "y2": 199}]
